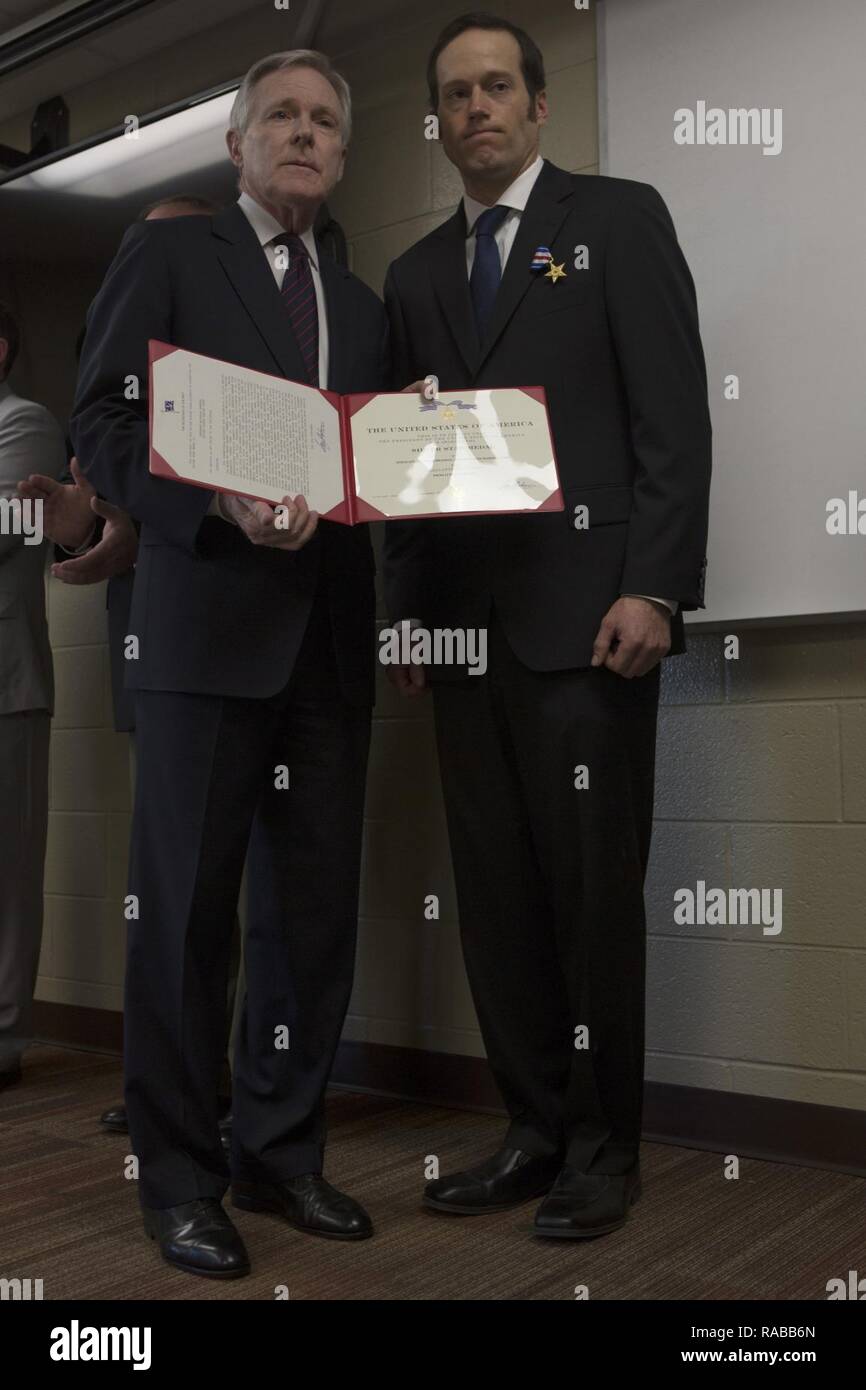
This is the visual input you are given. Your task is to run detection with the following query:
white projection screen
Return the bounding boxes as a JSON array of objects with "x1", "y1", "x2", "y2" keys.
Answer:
[{"x1": 597, "y1": 0, "x2": 866, "y2": 625}]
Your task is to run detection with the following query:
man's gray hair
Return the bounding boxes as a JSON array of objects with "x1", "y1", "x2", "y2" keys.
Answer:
[{"x1": 229, "y1": 50, "x2": 352, "y2": 144}]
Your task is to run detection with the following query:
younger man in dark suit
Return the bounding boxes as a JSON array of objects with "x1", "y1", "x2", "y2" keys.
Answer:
[{"x1": 384, "y1": 12, "x2": 711, "y2": 1238}]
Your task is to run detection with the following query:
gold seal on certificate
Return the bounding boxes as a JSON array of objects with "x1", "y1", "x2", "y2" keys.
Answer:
[{"x1": 148, "y1": 341, "x2": 563, "y2": 523}]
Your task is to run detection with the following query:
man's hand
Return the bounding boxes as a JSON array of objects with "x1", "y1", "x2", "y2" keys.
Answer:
[
  {"x1": 51, "y1": 498, "x2": 139, "y2": 585},
  {"x1": 385, "y1": 663, "x2": 427, "y2": 698},
  {"x1": 18, "y1": 456, "x2": 96, "y2": 550},
  {"x1": 220, "y1": 492, "x2": 318, "y2": 550},
  {"x1": 591, "y1": 596, "x2": 671, "y2": 678},
  {"x1": 384, "y1": 619, "x2": 429, "y2": 698}
]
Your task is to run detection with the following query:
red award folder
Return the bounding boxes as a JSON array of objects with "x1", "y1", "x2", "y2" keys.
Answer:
[{"x1": 148, "y1": 340, "x2": 563, "y2": 524}]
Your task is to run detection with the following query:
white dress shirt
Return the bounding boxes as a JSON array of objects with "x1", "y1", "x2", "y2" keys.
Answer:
[
  {"x1": 464, "y1": 153, "x2": 545, "y2": 277},
  {"x1": 463, "y1": 156, "x2": 677, "y2": 618},
  {"x1": 237, "y1": 191, "x2": 329, "y2": 387}
]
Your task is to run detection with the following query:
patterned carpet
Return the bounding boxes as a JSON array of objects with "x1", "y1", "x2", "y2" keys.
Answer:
[{"x1": 1, "y1": 1044, "x2": 862, "y2": 1300}]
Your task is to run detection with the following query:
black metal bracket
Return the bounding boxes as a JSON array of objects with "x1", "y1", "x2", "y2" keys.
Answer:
[{"x1": 0, "y1": 94, "x2": 69, "y2": 170}]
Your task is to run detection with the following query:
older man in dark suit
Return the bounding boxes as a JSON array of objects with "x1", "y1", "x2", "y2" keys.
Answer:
[{"x1": 72, "y1": 50, "x2": 387, "y2": 1278}]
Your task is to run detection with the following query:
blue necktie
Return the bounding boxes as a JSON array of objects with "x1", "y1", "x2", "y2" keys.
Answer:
[{"x1": 469, "y1": 205, "x2": 510, "y2": 338}]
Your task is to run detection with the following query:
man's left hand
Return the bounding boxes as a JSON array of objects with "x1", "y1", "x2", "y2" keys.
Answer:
[
  {"x1": 51, "y1": 497, "x2": 139, "y2": 584},
  {"x1": 591, "y1": 596, "x2": 671, "y2": 678}
]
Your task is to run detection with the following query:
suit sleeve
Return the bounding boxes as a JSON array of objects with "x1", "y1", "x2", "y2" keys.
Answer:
[
  {"x1": 0, "y1": 400, "x2": 65, "y2": 561},
  {"x1": 381, "y1": 263, "x2": 433, "y2": 624},
  {"x1": 604, "y1": 183, "x2": 711, "y2": 610},
  {"x1": 70, "y1": 222, "x2": 213, "y2": 552}
]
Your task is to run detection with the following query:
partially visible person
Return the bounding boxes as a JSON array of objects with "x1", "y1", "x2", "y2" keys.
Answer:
[
  {"x1": 18, "y1": 195, "x2": 238, "y2": 1145},
  {"x1": 0, "y1": 301, "x2": 66, "y2": 1089},
  {"x1": 19, "y1": 196, "x2": 221, "y2": 694}
]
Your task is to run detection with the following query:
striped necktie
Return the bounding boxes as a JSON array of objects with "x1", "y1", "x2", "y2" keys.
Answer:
[{"x1": 275, "y1": 232, "x2": 319, "y2": 386}]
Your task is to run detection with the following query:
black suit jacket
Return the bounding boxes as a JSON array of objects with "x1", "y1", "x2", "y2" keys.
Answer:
[
  {"x1": 382, "y1": 161, "x2": 712, "y2": 671},
  {"x1": 71, "y1": 203, "x2": 388, "y2": 705},
  {"x1": 107, "y1": 571, "x2": 136, "y2": 732}
]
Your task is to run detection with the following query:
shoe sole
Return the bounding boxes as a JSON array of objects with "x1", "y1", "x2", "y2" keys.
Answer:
[
  {"x1": 423, "y1": 1181, "x2": 556, "y2": 1216},
  {"x1": 144, "y1": 1227, "x2": 250, "y2": 1278},
  {"x1": 231, "y1": 1189, "x2": 373, "y2": 1240},
  {"x1": 533, "y1": 1180, "x2": 642, "y2": 1240}
]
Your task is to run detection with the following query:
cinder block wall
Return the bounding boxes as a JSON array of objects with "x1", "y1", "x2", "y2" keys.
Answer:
[{"x1": 2, "y1": 0, "x2": 864, "y2": 1111}]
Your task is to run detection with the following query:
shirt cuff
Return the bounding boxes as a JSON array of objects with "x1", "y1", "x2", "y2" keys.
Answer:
[
  {"x1": 208, "y1": 493, "x2": 236, "y2": 524},
  {"x1": 57, "y1": 522, "x2": 98, "y2": 557},
  {"x1": 622, "y1": 593, "x2": 679, "y2": 617}
]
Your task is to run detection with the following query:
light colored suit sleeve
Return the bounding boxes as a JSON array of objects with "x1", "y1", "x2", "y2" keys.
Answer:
[
  {"x1": 0, "y1": 394, "x2": 66, "y2": 559},
  {"x1": 0, "y1": 389, "x2": 66, "y2": 715}
]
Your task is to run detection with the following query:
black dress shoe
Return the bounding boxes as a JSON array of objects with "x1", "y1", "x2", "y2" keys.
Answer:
[
  {"x1": 142, "y1": 1198, "x2": 250, "y2": 1277},
  {"x1": 0, "y1": 1061, "x2": 23, "y2": 1092},
  {"x1": 424, "y1": 1147, "x2": 562, "y2": 1214},
  {"x1": 100, "y1": 1101, "x2": 128, "y2": 1132},
  {"x1": 534, "y1": 1164, "x2": 642, "y2": 1238},
  {"x1": 232, "y1": 1175, "x2": 372, "y2": 1240}
]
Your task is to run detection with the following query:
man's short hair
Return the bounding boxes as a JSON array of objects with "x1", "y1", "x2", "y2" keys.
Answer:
[
  {"x1": 229, "y1": 50, "x2": 352, "y2": 145},
  {"x1": 426, "y1": 11, "x2": 546, "y2": 114},
  {"x1": 0, "y1": 300, "x2": 20, "y2": 381},
  {"x1": 137, "y1": 193, "x2": 220, "y2": 220}
]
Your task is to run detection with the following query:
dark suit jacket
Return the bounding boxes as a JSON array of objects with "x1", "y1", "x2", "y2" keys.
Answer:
[
  {"x1": 70, "y1": 203, "x2": 388, "y2": 706},
  {"x1": 106, "y1": 571, "x2": 136, "y2": 732},
  {"x1": 382, "y1": 160, "x2": 712, "y2": 672}
]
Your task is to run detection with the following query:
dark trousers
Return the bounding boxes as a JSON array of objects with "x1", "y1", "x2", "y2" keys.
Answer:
[
  {"x1": 0, "y1": 710, "x2": 50, "y2": 1073},
  {"x1": 432, "y1": 605, "x2": 660, "y2": 1175},
  {"x1": 124, "y1": 594, "x2": 371, "y2": 1208},
  {"x1": 129, "y1": 732, "x2": 242, "y2": 1097}
]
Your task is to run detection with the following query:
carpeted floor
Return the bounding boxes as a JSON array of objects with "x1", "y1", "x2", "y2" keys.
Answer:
[{"x1": 1, "y1": 1044, "x2": 862, "y2": 1300}]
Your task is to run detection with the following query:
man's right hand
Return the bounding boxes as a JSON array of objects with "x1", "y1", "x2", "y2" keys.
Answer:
[
  {"x1": 219, "y1": 492, "x2": 318, "y2": 550},
  {"x1": 18, "y1": 456, "x2": 96, "y2": 550},
  {"x1": 386, "y1": 663, "x2": 427, "y2": 698},
  {"x1": 384, "y1": 620, "x2": 428, "y2": 698}
]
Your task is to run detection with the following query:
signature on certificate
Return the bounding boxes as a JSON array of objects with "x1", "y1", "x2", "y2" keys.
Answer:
[{"x1": 315, "y1": 422, "x2": 328, "y2": 452}]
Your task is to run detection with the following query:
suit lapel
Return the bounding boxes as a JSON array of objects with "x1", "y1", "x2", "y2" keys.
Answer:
[
  {"x1": 428, "y1": 205, "x2": 482, "y2": 379},
  {"x1": 212, "y1": 203, "x2": 308, "y2": 384},
  {"x1": 477, "y1": 160, "x2": 575, "y2": 373}
]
